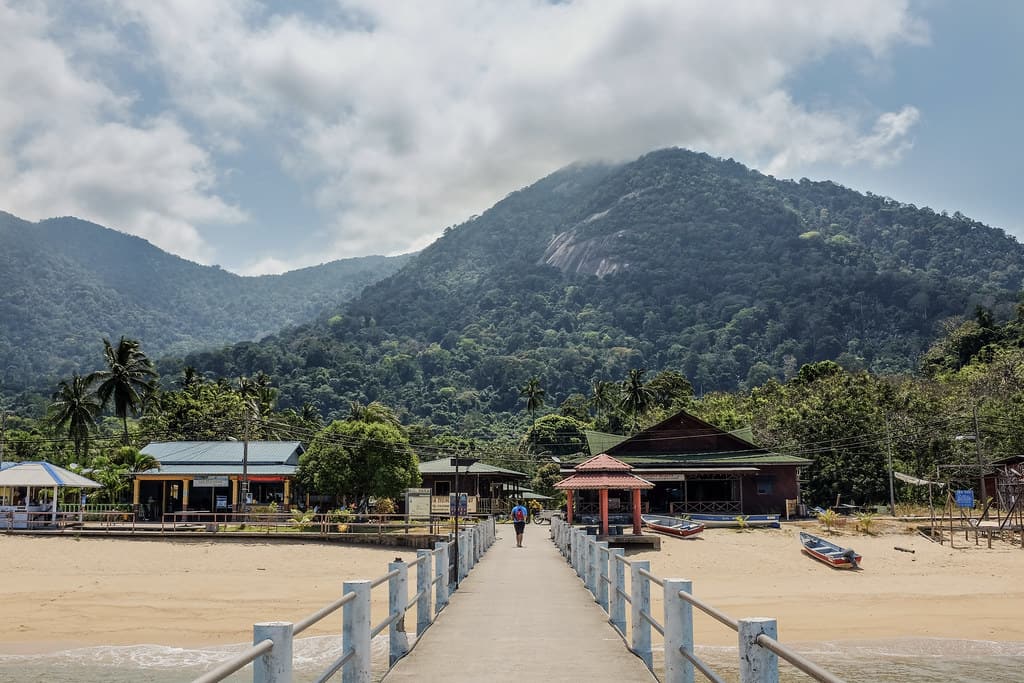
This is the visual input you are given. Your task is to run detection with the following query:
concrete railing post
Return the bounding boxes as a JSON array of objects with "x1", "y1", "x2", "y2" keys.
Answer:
[
  {"x1": 609, "y1": 548, "x2": 626, "y2": 634},
  {"x1": 253, "y1": 622, "x2": 293, "y2": 683},
  {"x1": 458, "y1": 530, "x2": 468, "y2": 583},
  {"x1": 388, "y1": 560, "x2": 409, "y2": 667},
  {"x1": 342, "y1": 580, "x2": 371, "y2": 683},
  {"x1": 434, "y1": 541, "x2": 449, "y2": 612},
  {"x1": 664, "y1": 579, "x2": 695, "y2": 683},
  {"x1": 738, "y1": 618, "x2": 779, "y2": 683},
  {"x1": 586, "y1": 536, "x2": 599, "y2": 598},
  {"x1": 596, "y1": 541, "x2": 609, "y2": 612},
  {"x1": 630, "y1": 560, "x2": 653, "y2": 671},
  {"x1": 467, "y1": 526, "x2": 475, "y2": 569},
  {"x1": 416, "y1": 549, "x2": 432, "y2": 636}
]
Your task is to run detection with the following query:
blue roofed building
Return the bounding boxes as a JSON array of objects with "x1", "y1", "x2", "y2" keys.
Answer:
[{"x1": 136, "y1": 441, "x2": 304, "y2": 517}]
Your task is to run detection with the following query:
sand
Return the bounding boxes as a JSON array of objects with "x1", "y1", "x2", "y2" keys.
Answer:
[{"x1": 2, "y1": 521, "x2": 1023, "y2": 654}]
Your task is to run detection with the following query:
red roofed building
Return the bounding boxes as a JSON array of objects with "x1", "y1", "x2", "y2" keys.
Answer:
[{"x1": 555, "y1": 453, "x2": 653, "y2": 535}]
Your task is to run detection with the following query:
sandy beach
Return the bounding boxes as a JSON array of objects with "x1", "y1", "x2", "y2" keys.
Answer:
[{"x1": 2, "y1": 521, "x2": 1023, "y2": 654}]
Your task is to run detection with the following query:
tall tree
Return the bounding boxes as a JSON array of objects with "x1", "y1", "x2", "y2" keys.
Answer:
[
  {"x1": 49, "y1": 374, "x2": 101, "y2": 461},
  {"x1": 620, "y1": 368, "x2": 655, "y2": 433},
  {"x1": 519, "y1": 376, "x2": 546, "y2": 453},
  {"x1": 90, "y1": 337, "x2": 157, "y2": 444}
]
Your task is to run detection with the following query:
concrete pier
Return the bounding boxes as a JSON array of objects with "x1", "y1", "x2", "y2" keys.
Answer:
[{"x1": 384, "y1": 524, "x2": 655, "y2": 682}]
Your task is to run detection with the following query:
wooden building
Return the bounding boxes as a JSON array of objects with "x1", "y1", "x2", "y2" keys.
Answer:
[
  {"x1": 563, "y1": 410, "x2": 809, "y2": 516},
  {"x1": 418, "y1": 459, "x2": 529, "y2": 514}
]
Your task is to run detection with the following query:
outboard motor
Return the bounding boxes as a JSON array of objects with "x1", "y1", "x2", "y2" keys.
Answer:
[{"x1": 843, "y1": 549, "x2": 859, "y2": 569}]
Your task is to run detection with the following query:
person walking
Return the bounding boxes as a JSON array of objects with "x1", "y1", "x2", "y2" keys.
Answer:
[{"x1": 511, "y1": 501, "x2": 529, "y2": 547}]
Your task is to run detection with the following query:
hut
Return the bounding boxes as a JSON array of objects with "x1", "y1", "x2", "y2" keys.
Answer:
[
  {"x1": 554, "y1": 454, "x2": 654, "y2": 535},
  {"x1": 0, "y1": 462, "x2": 101, "y2": 528}
]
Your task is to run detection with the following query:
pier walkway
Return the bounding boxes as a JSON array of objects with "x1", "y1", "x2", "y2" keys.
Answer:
[{"x1": 384, "y1": 525, "x2": 654, "y2": 682}]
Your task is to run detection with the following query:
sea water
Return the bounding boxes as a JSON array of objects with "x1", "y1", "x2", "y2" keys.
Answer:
[{"x1": 0, "y1": 636, "x2": 1021, "y2": 682}]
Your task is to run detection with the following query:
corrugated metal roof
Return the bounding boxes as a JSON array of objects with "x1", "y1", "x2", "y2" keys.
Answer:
[
  {"x1": 418, "y1": 459, "x2": 527, "y2": 478},
  {"x1": 137, "y1": 465, "x2": 297, "y2": 476},
  {"x1": 141, "y1": 441, "x2": 304, "y2": 466}
]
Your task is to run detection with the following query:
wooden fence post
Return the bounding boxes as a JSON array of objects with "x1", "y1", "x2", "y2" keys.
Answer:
[
  {"x1": 253, "y1": 622, "x2": 292, "y2": 683},
  {"x1": 738, "y1": 618, "x2": 779, "y2": 683},
  {"x1": 663, "y1": 579, "x2": 694, "y2": 683}
]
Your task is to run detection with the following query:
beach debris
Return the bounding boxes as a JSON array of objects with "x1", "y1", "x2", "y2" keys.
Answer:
[{"x1": 894, "y1": 546, "x2": 915, "y2": 554}]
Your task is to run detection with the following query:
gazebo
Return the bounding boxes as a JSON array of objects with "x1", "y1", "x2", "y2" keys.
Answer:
[
  {"x1": 554, "y1": 453, "x2": 654, "y2": 535},
  {"x1": 0, "y1": 461, "x2": 102, "y2": 528}
]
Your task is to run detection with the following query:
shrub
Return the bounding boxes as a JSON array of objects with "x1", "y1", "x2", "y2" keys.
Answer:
[
  {"x1": 855, "y1": 512, "x2": 877, "y2": 535},
  {"x1": 817, "y1": 508, "x2": 839, "y2": 532}
]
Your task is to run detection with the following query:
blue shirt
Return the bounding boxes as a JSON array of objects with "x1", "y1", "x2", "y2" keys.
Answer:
[{"x1": 511, "y1": 505, "x2": 528, "y2": 523}]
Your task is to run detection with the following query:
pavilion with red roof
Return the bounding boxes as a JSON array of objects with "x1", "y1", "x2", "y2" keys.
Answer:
[{"x1": 554, "y1": 453, "x2": 654, "y2": 536}]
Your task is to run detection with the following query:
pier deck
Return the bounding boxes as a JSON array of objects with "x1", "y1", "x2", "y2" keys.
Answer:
[{"x1": 384, "y1": 525, "x2": 654, "y2": 682}]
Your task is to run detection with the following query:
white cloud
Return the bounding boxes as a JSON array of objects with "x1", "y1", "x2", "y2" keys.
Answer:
[
  {"x1": 0, "y1": 1, "x2": 243, "y2": 262},
  {"x1": 3, "y1": 1, "x2": 929, "y2": 272}
]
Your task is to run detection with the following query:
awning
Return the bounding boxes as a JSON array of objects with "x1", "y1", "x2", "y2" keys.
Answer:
[
  {"x1": 246, "y1": 476, "x2": 286, "y2": 482},
  {"x1": 895, "y1": 472, "x2": 944, "y2": 487}
]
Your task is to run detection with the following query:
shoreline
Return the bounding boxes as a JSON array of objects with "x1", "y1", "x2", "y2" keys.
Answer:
[{"x1": 2, "y1": 524, "x2": 1023, "y2": 653}]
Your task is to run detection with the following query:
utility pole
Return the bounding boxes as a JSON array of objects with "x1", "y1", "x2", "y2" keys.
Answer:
[
  {"x1": 973, "y1": 405, "x2": 987, "y2": 516},
  {"x1": 886, "y1": 417, "x2": 896, "y2": 517},
  {"x1": 241, "y1": 405, "x2": 250, "y2": 514},
  {"x1": 0, "y1": 407, "x2": 6, "y2": 472}
]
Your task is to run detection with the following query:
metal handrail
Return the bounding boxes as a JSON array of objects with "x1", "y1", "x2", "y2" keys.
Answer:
[
  {"x1": 294, "y1": 591, "x2": 356, "y2": 635},
  {"x1": 372, "y1": 568, "x2": 400, "y2": 588},
  {"x1": 637, "y1": 567, "x2": 663, "y2": 587},
  {"x1": 192, "y1": 639, "x2": 274, "y2": 683},
  {"x1": 639, "y1": 609, "x2": 664, "y2": 636},
  {"x1": 680, "y1": 648, "x2": 728, "y2": 683},
  {"x1": 371, "y1": 609, "x2": 403, "y2": 638},
  {"x1": 757, "y1": 633, "x2": 847, "y2": 683},
  {"x1": 676, "y1": 589, "x2": 739, "y2": 630},
  {"x1": 312, "y1": 649, "x2": 355, "y2": 683}
]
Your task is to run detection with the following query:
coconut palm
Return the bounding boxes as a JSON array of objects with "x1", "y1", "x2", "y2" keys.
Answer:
[
  {"x1": 620, "y1": 368, "x2": 655, "y2": 433},
  {"x1": 519, "y1": 377, "x2": 546, "y2": 453},
  {"x1": 109, "y1": 445, "x2": 161, "y2": 473},
  {"x1": 49, "y1": 374, "x2": 101, "y2": 461},
  {"x1": 90, "y1": 337, "x2": 157, "y2": 444}
]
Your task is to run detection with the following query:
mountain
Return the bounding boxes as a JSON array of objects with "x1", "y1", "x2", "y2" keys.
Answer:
[
  {"x1": 0, "y1": 211, "x2": 411, "y2": 393},
  {"x1": 172, "y1": 148, "x2": 1024, "y2": 432}
]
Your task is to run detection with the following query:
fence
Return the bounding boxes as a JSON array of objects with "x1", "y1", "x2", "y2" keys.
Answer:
[
  {"x1": 192, "y1": 516, "x2": 496, "y2": 683},
  {"x1": 551, "y1": 517, "x2": 845, "y2": 683}
]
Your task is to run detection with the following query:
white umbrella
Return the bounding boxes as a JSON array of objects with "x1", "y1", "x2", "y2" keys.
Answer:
[{"x1": 0, "y1": 462, "x2": 101, "y2": 526}]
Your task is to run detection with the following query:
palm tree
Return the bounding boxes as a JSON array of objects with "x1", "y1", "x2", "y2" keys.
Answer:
[
  {"x1": 519, "y1": 377, "x2": 546, "y2": 453},
  {"x1": 110, "y1": 445, "x2": 161, "y2": 473},
  {"x1": 49, "y1": 374, "x2": 101, "y2": 461},
  {"x1": 90, "y1": 337, "x2": 157, "y2": 444},
  {"x1": 620, "y1": 368, "x2": 655, "y2": 433},
  {"x1": 590, "y1": 380, "x2": 619, "y2": 419}
]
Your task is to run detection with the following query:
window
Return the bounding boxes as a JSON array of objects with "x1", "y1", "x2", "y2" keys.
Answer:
[
  {"x1": 434, "y1": 481, "x2": 450, "y2": 496},
  {"x1": 755, "y1": 476, "x2": 775, "y2": 496}
]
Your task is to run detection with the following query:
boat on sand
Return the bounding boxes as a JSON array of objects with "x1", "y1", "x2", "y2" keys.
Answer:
[
  {"x1": 799, "y1": 531, "x2": 862, "y2": 569},
  {"x1": 685, "y1": 513, "x2": 781, "y2": 529},
  {"x1": 641, "y1": 514, "x2": 705, "y2": 538}
]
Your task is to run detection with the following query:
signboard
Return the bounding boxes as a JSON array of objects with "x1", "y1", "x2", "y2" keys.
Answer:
[
  {"x1": 405, "y1": 488, "x2": 431, "y2": 520},
  {"x1": 193, "y1": 477, "x2": 229, "y2": 488},
  {"x1": 449, "y1": 492, "x2": 468, "y2": 516},
  {"x1": 955, "y1": 490, "x2": 975, "y2": 508},
  {"x1": 215, "y1": 495, "x2": 228, "y2": 510}
]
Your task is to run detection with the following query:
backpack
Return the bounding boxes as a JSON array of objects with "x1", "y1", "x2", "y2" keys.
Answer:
[{"x1": 513, "y1": 507, "x2": 525, "y2": 522}]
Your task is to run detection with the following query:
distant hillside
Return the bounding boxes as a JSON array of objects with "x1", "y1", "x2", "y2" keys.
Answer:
[
  {"x1": 0, "y1": 211, "x2": 410, "y2": 393},
  {"x1": 129, "y1": 149, "x2": 1024, "y2": 430}
]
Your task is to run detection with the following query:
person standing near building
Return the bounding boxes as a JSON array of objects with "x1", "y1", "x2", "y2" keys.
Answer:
[{"x1": 511, "y1": 501, "x2": 528, "y2": 547}]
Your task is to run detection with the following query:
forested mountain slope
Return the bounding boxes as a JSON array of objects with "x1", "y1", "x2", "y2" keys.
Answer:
[
  {"x1": 170, "y1": 148, "x2": 1024, "y2": 430},
  {"x1": 0, "y1": 212, "x2": 410, "y2": 392}
]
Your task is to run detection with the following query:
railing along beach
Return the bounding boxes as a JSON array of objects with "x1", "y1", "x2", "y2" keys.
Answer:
[
  {"x1": 551, "y1": 516, "x2": 845, "y2": 683},
  {"x1": 192, "y1": 516, "x2": 495, "y2": 683}
]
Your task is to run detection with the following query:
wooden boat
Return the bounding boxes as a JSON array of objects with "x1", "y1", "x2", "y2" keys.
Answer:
[
  {"x1": 641, "y1": 514, "x2": 705, "y2": 538},
  {"x1": 799, "y1": 531, "x2": 862, "y2": 569},
  {"x1": 685, "y1": 513, "x2": 781, "y2": 529}
]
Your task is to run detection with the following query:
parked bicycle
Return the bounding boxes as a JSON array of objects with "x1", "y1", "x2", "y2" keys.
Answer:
[{"x1": 532, "y1": 509, "x2": 563, "y2": 525}]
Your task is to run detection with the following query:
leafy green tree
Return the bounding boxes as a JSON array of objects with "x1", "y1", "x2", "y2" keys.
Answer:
[
  {"x1": 108, "y1": 446, "x2": 160, "y2": 473},
  {"x1": 49, "y1": 374, "x2": 101, "y2": 461},
  {"x1": 522, "y1": 414, "x2": 588, "y2": 458},
  {"x1": 88, "y1": 455, "x2": 130, "y2": 504},
  {"x1": 532, "y1": 461, "x2": 565, "y2": 505},
  {"x1": 90, "y1": 337, "x2": 157, "y2": 444},
  {"x1": 296, "y1": 417, "x2": 420, "y2": 506}
]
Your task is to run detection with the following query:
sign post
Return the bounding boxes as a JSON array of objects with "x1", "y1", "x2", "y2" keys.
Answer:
[{"x1": 450, "y1": 457, "x2": 477, "y2": 589}]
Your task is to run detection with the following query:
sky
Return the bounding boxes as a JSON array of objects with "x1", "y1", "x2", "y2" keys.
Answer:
[{"x1": 0, "y1": 1, "x2": 1020, "y2": 275}]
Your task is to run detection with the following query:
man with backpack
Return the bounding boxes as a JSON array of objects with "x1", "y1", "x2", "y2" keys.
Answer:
[{"x1": 510, "y1": 501, "x2": 529, "y2": 547}]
